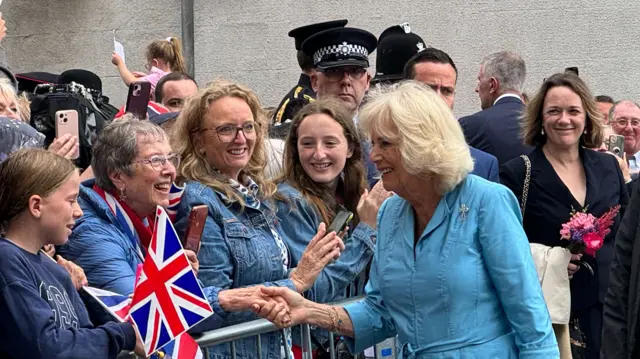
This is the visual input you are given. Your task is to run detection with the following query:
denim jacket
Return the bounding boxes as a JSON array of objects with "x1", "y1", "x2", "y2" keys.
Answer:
[
  {"x1": 276, "y1": 182, "x2": 375, "y2": 302},
  {"x1": 276, "y1": 182, "x2": 375, "y2": 346},
  {"x1": 58, "y1": 179, "x2": 142, "y2": 296},
  {"x1": 174, "y1": 181, "x2": 297, "y2": 359}
]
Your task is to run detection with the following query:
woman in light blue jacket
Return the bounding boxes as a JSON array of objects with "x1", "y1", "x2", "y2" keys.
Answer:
[{"x1": 255, "y1": 81, "x2": 560, "y2": 358}]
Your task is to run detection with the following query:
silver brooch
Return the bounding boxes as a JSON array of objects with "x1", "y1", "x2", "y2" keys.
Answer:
[
  {"x1": 459, "y1": 204, "x2": 469, "y2": 221},
  {"x1": 416, "y1": 42, "x2": 425, "y2": 52}
]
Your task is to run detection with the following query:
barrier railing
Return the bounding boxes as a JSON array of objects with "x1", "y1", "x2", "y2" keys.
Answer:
[
  {"x1": 119, "y1": 295, "x2": 400, "y2": 359},
  {"x1": 196, "y1": 295, "x2": 365, "y2": 359}
]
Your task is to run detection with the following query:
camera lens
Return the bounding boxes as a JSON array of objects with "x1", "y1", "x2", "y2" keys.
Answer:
[
  {"x1": 63, "y1": 118, "x2": 68, "y2": 123},
  {"x1": 59, "y1": 114, "x2": 64, "y2": 119}
]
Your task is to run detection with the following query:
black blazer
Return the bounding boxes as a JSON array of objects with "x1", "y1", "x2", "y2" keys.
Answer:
[
  {"x1": 459, "y1": 96, "x2": 533, "y2": 165},
  {"x1": 500, "y1": 146, "x2": 628, "y2": 311},
  {"x1": 602, "y1": 175, "x2": 640, "y2": 359}
]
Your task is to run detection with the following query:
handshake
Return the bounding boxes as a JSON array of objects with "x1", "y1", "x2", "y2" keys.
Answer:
[{"x1": 249, "y1": 286, "x2": 349, "y2": 336}]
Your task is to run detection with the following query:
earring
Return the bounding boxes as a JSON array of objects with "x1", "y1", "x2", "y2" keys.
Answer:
[
  {"x1": 119, "y1": 187, "x2": 127, "y2": 201},
  {"x1": 199, "y1": 149, "x2": 206, "y2": 156},
  {"x1": 541, "y1": 128, "x2": 545, "y2": 135},
  {"x1": 584, "y1": 129, "x2": 588, "y2": 135}
]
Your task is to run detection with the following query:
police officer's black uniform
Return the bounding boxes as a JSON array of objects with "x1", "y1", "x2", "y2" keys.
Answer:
[{"x1": 270, "y1": 19, "x2": 348, "y2": 139}]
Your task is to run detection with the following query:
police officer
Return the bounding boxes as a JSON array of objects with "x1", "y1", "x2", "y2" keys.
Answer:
[
  {"x1": 270, "y1": 19, "x2": 348, "y2": 139},
  {"x1": 372, "y1": 23, "x2": 425, "y2": 86}
]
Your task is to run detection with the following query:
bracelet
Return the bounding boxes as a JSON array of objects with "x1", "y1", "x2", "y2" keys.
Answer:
[
  {"x1": 331, "y1": 307, "x2": 344, "y2": 333},
  {"x1": 326, "y1": 305, "x2": 338, "y2": 332}
]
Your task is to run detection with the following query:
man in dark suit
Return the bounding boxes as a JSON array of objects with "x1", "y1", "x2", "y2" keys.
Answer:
[
  {"x1": 270, "y1": 20, "x2": 348, "y2": 139},
  {"x1": 458, "y1": 51, "x2": 533, "y2": 165},
  {"x1": 404, "y1": 48, "x2": 500, "y2": 182}
]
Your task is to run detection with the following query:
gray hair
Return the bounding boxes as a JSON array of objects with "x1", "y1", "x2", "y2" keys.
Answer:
[
  {"x1": 92, "y1": 119, "x2": 168, "y2": 191},
  {"x1": 481, "y1": 51, "x2": 526, "y2": 92},
  {"x1": 609, "y1": 100, "x2": 640, "y2": 122}
]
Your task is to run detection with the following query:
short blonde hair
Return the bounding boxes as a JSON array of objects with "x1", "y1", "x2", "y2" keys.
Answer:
[
  {"x1": 16, "y1": 93, "x2": 30, "y2": 123},
  {"x1": 174, "y1": 80, "x2": 275, "y2": 207},
  {"x1": 522, "y1": 72, "x2": 603, "y2": 148},
  {"x1": 359, "y1": 81, "x2": 473, "y2": 194},
  {"x1": 0, "y1": 81, "x2": 22, "y2": 121}
]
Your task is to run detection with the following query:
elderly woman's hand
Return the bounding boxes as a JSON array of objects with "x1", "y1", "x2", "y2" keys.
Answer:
[
  {"x1": 185, "y1": 249, "x2": 199, "y2": 276},
  {"x1": 357, "y1": 181, "x2": 393, "y2": 229},
  {"x1": 252, "y1": 287, "x2": 309, "y2": 328},
  {"x1": 290, "y1": 223, "x2": 344, "y2": 293},
  {"x1": 42, "y1": 244, "x2": 56, "y2": 258},
  {"x1": 48, "y1": 134, "x2": 79, "y2": 159},
  {"x1": 217, "y1": 285, "x2": 289, "y2": 314},
  {"x1": 56, "y1": 256, "x2": 88, "y2": 290}
]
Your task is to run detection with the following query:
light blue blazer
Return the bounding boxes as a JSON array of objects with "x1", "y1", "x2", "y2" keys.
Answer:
[{"x1": 343, "y1": 175, "x2": 559, "y2": 358}]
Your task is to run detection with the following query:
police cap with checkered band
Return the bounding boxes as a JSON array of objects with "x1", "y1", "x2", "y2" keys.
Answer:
[
  {"x1": 288, "y1": 20, "x2": 348, "y2": 51},
  {"x1": 302, "y1": 27, "x2": 377, "y2": 70}
]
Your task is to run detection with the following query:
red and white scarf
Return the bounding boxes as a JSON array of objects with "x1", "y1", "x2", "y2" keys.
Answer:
[{"x1": 92, "y1": 183, "x2": 185, "y2": 260}]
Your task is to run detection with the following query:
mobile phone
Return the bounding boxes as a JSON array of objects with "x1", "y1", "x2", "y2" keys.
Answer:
[
  {"x1": 55, "y1": 109, "x2": 80, "y2": 160},
  {"x1": 125, "y1": 81, "x2": 151, "y2": 119},
  {"x1": 609, "y1": 134, "x2": 625, "y2": 158},
  {"x1": 327, "y1": 209, "x2": 354, "y2": 235},
  {"x1": 182, "y1": 205, "x2": 208, "y2": 254}
]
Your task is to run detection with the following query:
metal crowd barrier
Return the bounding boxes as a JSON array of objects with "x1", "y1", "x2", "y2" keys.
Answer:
[{"x1": 118, "y1": 294, "x2": 397, "y2": 359}]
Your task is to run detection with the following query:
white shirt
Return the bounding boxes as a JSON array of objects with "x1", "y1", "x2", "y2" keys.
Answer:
[
  {"x1": 628, "y1": 151, "x2": 640, "y2": 177},
  {"x1": 493, "y1": 93, "x2": 523, "y2": 105}
]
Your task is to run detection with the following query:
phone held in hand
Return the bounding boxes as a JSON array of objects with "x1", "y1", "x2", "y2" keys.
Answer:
[
  {"x1": 608, "y1": 134, "x2": 625, "y2": 158},
  {"x1": 182, "y1": 205, "x2": 208, "y2": 254},
  {"x1": 328, "y1": 209, "x2": 354, "y2": 235},
  {"x1": 125, "y1": 81, "x2": 151, "y2": 119},
  {"x1": 54, "y1": 109, "x2": 80, "y2": 160}
]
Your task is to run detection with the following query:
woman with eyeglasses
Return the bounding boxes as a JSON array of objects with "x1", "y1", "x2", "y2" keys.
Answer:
[
  {"x1": 58, "y1": 119, "x2": 197, "y2": 296},
  {"x1": 172, "y1": 80, "x2": 343, "y2": 359}
]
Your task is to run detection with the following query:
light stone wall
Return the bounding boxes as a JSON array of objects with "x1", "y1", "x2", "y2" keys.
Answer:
[{"x1": 4, "y1": 0, "x2": 638, "y2": 117}]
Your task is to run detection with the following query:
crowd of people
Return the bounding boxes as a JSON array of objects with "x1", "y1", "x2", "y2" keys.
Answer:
[{"x1": 1, "y1": 13, "x2": 640, "y2": 359}]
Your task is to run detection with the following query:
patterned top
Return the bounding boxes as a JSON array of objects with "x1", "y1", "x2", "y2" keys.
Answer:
[
  {"x1": 0, "y1": 118, "x2": 45, "y2": 163},
  {"x1": 221, "y1": 174, "x2": 294, "y2": 357}
]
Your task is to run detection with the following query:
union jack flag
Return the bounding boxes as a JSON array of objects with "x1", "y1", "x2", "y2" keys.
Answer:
[
  {"x1": 129, "y1": 206, "x2": 214, "y2": 356},
  {"x1": 83, "y1": 286, "x2": 204, "y2": 359},
  {"x1": 167, "y1": 183, "x2": 185, "y2": 222},
  {"x1": 82, "y1": 286, "x2": 131, "y2": 322}
]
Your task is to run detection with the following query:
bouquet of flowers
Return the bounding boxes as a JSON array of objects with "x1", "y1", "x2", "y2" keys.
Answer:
[{"x1": 559, "y1": 205, "x2": 621, "y2": 273}]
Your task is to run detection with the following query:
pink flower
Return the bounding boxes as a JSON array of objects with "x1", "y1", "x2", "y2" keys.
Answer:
[
  {"x1": 560, "y1": 226, "x2": 571, "y2": 240},
  {"x1": 570, "y1": 212, "x2": 597, "y2": 231},
  {"x1": 584, "y1": 232, "x2": 604, "y2": 257}
]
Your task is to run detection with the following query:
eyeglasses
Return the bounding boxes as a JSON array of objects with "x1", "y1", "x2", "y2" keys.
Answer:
[
  {"x1": 131, "y1": 153, "x2": 180, "y2": 172},
  {"x1": 201, "y1": 122, "x2": 258, "y2": 143},
  {"x1": 612, "y1": 118, "x2": 640, "y2": 128},
  {"x1": 320, "y1": 67, "x2": 368, "y2": 82}
]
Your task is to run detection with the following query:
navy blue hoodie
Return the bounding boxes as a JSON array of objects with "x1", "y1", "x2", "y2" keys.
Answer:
[{"x1": 0, "y1": 238, "x2": 136, "y2": 358}]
